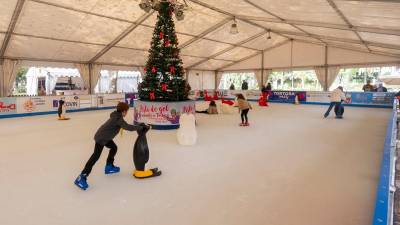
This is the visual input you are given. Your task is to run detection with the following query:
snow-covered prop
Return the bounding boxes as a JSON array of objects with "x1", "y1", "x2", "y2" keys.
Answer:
[{"x1": 177, "y1": 113, "x2": 197, "y2": 145}]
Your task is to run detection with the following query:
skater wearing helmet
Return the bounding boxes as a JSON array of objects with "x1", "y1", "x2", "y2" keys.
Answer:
[
  {"x1": 74, "y1": 102, "x2": 143, "y2": 190},
  {"x1": 237, "y1": 94, "x2": 252, "y2": 126}
]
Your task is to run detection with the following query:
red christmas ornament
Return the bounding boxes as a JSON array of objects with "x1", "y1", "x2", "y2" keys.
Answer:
[
  {"x1": 164, "y1": 40, "x2": 171, "y2": 47},
  {"x1": 169, "y1": 66, "x2": 175, "y2": 74},
  {"x1": 149, "y1": 92, "x2": 155, "y2": 100},
  {"x1": 159, "y1": 32, "x2": 164, "y2": 39},
  {"x1": 161, "y1": 83, "x2": 167, "y2": 92},
  {"x1": 151, "y1": 66, "x2": 157, "y2": 73},
  {"x1": 143, "y1": 67, "x2": 147, "y2": 72}
]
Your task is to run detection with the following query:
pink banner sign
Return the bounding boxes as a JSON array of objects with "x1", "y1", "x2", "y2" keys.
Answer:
[{"x1": 134, "y1": 100, "x2": 195, "y2": 126}]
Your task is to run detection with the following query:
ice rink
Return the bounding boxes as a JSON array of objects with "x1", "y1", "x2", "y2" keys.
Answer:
[{"x1": 0, "y1": 103, "x2": 391, "y2": 225}]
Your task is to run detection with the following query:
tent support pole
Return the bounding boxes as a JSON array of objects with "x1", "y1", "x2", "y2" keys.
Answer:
[
  {"x1": 324, "y1": 45, "x2": 328, "y2": 91},
  {"x1": 261, "y1": 51, "x2": 264, "y2": 87}
]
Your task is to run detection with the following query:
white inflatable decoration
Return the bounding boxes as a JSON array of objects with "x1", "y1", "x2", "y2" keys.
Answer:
[{"x1": 177, "y1": 113, "x2": 197, "y2": 146}]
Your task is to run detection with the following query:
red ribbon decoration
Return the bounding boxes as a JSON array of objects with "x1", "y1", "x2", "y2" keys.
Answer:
[
  {"x1": 152, "y1": 66, "x2": 157, "y2": 73},
  {"x1": 161, "y1": 83, "x2": 167, "y2": 91},
  {"x1": 143, "y1": 67, "x2": 147, "y2": 72},
  {"x1": 164, "y1": 40, "x2": 171, "y2": 47},
  {"x1": 169, "y1": 66, "x2": 175, "y2": 74},
  {"x1": 149, "y1": 92, "x2": 155, "y2": 100},
  {"x1": 159, "y1": 32, "x2": 164, "y2": 39}
]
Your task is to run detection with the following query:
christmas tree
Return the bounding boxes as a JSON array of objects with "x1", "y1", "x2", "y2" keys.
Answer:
[{"x1": 138, "y1": 1, "x2": 190, "y2": 101}]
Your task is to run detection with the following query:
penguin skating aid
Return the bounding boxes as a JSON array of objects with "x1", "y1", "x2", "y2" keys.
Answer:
[{"x1": 132, "y1": 123, "x2": 162, "y2": 179}]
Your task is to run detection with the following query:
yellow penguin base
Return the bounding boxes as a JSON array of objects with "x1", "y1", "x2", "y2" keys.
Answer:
[{"x1": 133, "y1": 170, "x2": 154, "y2": 178}]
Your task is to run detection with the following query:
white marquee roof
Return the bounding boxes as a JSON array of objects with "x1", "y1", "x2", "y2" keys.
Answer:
[{"x1": 1, "y1": 0, "x2": 400, "y2": 71}]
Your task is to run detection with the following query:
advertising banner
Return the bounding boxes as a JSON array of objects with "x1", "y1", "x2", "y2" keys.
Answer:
[
  {"x1": 125, "y1": 93, "x2": 137, "y2": 107},
  {"x1": 17, "y1": 96, "x2": 51, "y2": 113},
  {"x1": 79, "y1": 95, "x2": 93, "y2": 109},
  {"x1": 134, "y1": 100, "x2": 195, "y2": 126},
  {"x1": 52, "y1": 96, "x2": 80, "y2": 110},
  {"x1": 269, "y1": 91, "x2": 306, "y2": 103},
  {"x1": 348, "y1": 92, "x2": 395, "y2": 105},
  {"x1": 372, "y1": 92, "x2": 395, "y2": 105},
  {"x1": 97, "y1": 94, "x2": 125, "y2": 107},
  {"x1": 0, "y1": 98, "x2": 17, "y2": 115},
  {"x1": 228, "y1": 90, "x2": 260, "y2": 98},
  {"x1": 306, "y1": 92, "x2": 331, "y2": 103}
]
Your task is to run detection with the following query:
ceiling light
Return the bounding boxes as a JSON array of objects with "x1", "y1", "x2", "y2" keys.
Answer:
[
  {"x1": 139, "y1": 0, "x2": 152, "y2": 13},
  {"x1": 152, "y1": 0, "x2": 161, "y2": 11},
  {"x1": 175, "y1": 4, "x2": 185, "y2": 21},
  {"x1": 230, "y1": 19, "x2": 239, "y2": 35},
  {"x1": 267, "y1": 30, "x2": 271, "y2": 39}
]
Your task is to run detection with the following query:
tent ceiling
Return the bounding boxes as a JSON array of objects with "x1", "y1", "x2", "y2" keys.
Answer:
[
  {"x1": 0, "y1": 0, "x2": 399, "y2": 71},
  {"x1": 214, "y1": 47, "x2": 258, "y2": 61},
  {"x1": 296, "y1": 25, "x2": 360, "y2": 41},
  {"x1": 6, "y1": 35, "x2": 104, "y2": 61},
  {"x1": 0, "y1": 33, "x2": 5, "y2": 46},
  {"x1": 241, "y1": 33, "x2": 287, "y2": 50},
  {"x1": 250, "y1": 20, "x2": 303, "y2": 34},
  {"x1": 335, "y1": 0, "x2": 400, "y2": 31},
  {"x1": 248, "y1": 0, "x2": 347, "y2": 25},
  {"x1": 204, "y1": 19, "x2": 264, "y2": 44},
  {"x1": 192, "y1": 59, "x2": 233, "y2": 70},
  {"x1": 369, "y1": 46, "x2": 400, "y2": 56},
  {"x1": 0, "y1": 0, "x2": 18, "y2": 32}
]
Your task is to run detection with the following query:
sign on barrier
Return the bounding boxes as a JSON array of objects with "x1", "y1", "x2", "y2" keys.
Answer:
[
  {"x1": 52, "y1": 96, "x2": 80, "y2": 109},
  {"x1": 79, "y1": 95, "x2": 93, "y2": 109},
  {"x1": 0, "y1": 98, "x2": 17, "y2": 115},
  {"x1": 97, "y1": 94, "x2": 125, "y2": 107},
  {"x1": 134, "y1": 100, "x2": 195, "y2": 126},
  {"x1": 348, "y1": 92, "x2": 395, "y2": 105},
  {"x1": 125, "y1": 93, "x2": 137, "y2": 107},
  {"x1": 269, "y1": 91, "x2": 306, "y2": 103},
  {"x1": 17, "y1": 96, "x2": 50, "y2": 113},
  {"x1": 306, "y1": 92, "x2": 331, "y2": 103}
]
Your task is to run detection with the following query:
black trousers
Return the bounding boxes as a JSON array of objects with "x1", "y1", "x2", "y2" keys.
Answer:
[
  {"x1": 324, "y1": 102, "x2": 342, "y2": 117},
  {"x1": 81, "y1": 140, "x2": 118, "y2": 176},
  {"x1": 241, "y1": 109, "x2": 249, "y2": 123}
]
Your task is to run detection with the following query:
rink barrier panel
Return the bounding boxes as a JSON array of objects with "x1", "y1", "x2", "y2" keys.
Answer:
[
  {"x1": 0, "y1": 92, "x2": 394, "y2": 119},
  {"x1": 0, "y1": 106, "x2": 116, "y2": 119},
  {"x1": 372, "y1": 100, "x2": 397, "y2": 225}
]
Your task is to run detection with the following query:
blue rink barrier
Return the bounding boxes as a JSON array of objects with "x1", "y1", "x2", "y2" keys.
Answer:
[
  {"x1": 372, "y1": 101, "x2": 397, "y2": 225},
  {"x1": 0, "y1": 106, "x2": 116, "y2": 119}
]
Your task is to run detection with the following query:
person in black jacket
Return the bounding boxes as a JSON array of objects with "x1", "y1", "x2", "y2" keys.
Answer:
[
  {"x1": 241, "y1": 80, "x2": 249, "y2": 90},
  {"x1": 74, "y1": 102, "x2": 143, "y2": 190}
]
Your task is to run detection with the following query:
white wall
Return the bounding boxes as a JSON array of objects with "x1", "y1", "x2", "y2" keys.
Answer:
[
  {"x1": 327, "y1": 47, "x2": 400, "y2": 65},
  {"x1": 187, "y1": 70, "x2": 215, "y2": 90}
]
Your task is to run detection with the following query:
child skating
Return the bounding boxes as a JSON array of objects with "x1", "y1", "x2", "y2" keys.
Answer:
[
  {"x1": 74, "y1": 102, "x2": 143, "y2": 190},
  {"x1": 236, "y1": 94, "x2": 252, "y2": 126}
]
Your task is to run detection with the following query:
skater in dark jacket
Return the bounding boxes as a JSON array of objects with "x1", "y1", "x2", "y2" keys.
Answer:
[{"x1": 74, "y1": 102, "x2": 143, "y2": 190}]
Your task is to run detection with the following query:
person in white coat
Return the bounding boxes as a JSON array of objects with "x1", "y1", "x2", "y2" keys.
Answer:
[{"x1": 324, "y1": 86, "x2": 346, "y2": 118}]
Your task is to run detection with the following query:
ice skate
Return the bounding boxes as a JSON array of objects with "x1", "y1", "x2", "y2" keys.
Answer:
[
  {"x1": 105, "y1": 164, "x2": 120, "y2": 174},
  {"x1": 74, "y1": 174, "x2": 89, "y2": 190}
]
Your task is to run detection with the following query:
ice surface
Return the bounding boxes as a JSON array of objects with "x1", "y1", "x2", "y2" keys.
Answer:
[{"x1": 0, "y1": 103, "x2": 391, "y2": 225}]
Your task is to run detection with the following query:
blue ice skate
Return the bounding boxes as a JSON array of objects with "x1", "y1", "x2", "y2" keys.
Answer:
[
  {"x1": 105, "y1": 165, "x2": 120, "y2": 174},
  {"x1": 74, "y1": 174, "x2": 89, "y2": 190}
]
